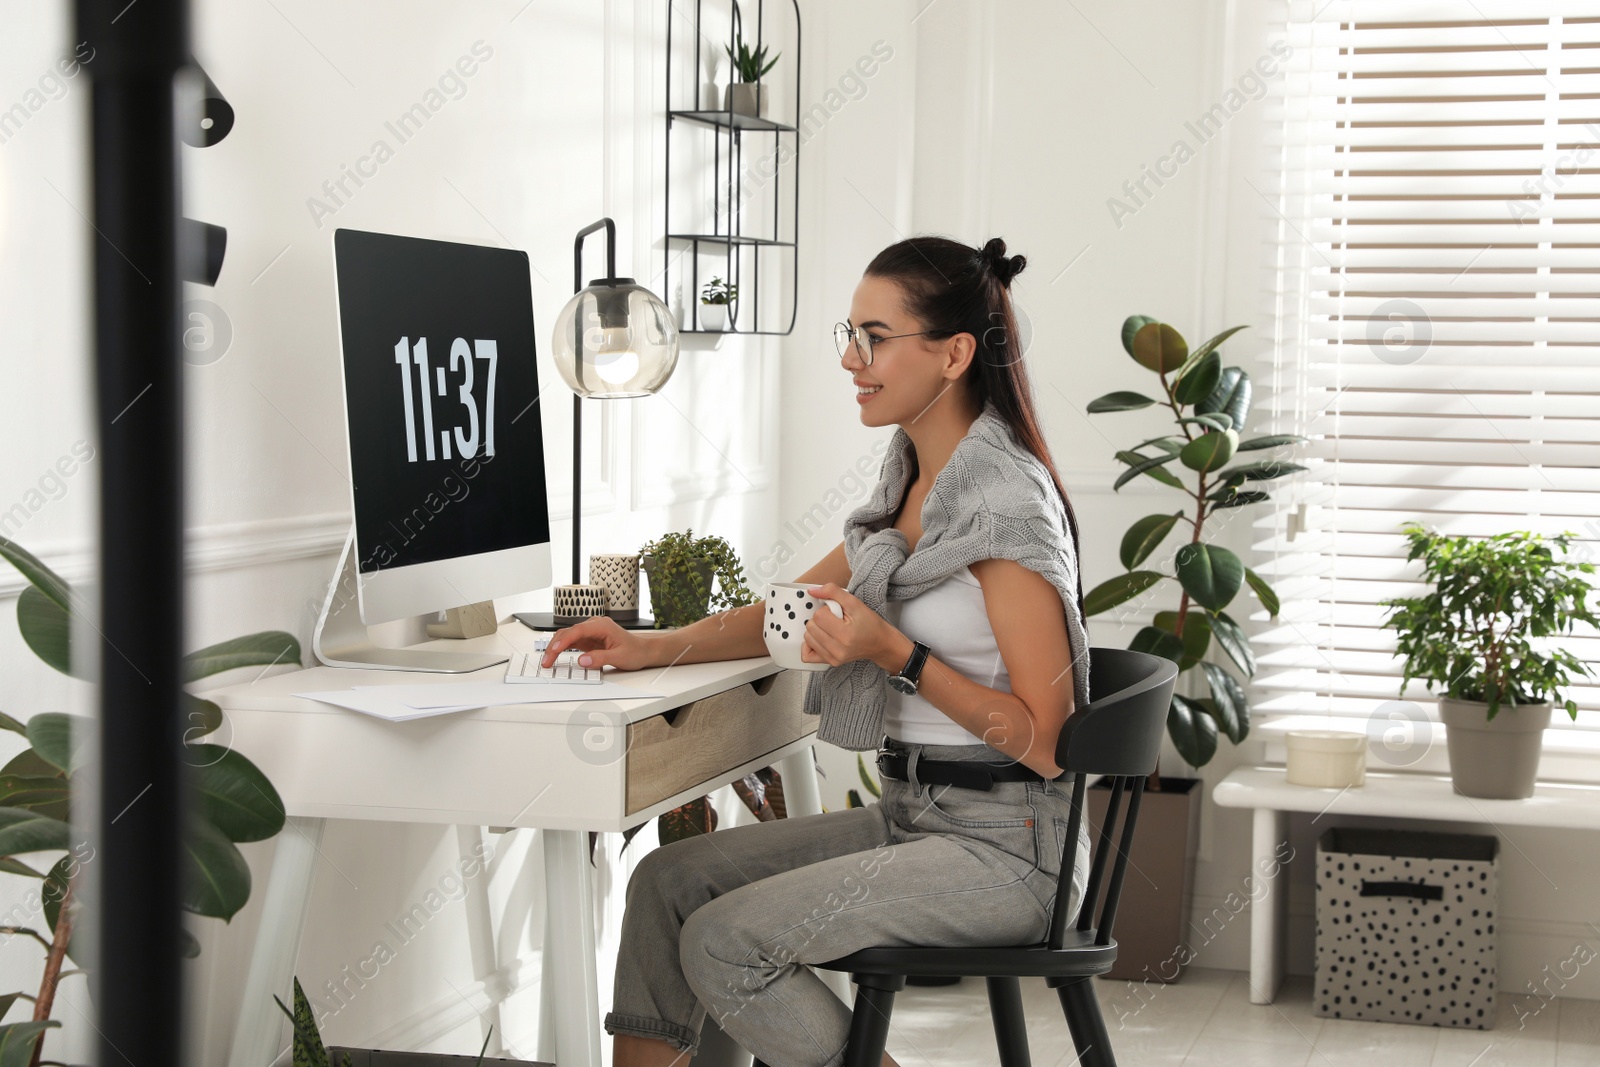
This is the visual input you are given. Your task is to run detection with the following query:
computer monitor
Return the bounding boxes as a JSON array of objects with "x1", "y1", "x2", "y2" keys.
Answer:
[{"x1": 313, "y1": 228, "x2": 552, "y2": 672}]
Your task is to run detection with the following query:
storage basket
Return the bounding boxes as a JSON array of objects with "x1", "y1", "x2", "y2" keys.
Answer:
[{"x1": 1314, "y1": 827, "x2": 1498, "y2": 1029}]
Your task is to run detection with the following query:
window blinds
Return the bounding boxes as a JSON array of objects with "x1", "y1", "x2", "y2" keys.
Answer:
[{"x1": 1254, "y1": 1, "x2": 1600, "y2": 729}]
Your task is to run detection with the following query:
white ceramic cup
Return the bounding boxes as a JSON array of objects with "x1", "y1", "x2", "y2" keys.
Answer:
[{"x1": 763, "y1": 582, "x2": 844, "y2": 671}]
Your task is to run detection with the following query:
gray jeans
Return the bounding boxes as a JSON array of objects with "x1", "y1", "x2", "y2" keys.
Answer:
[{"x1": 603, "y1": 737, "x2": 1092, "y2": 1067}]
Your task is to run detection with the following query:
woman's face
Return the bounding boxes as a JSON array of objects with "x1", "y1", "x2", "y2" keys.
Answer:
[{"x1": 842, "y1": 274, "x2": 968, "y2": 428}]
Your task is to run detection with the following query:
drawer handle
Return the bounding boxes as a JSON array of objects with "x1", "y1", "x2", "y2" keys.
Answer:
[
  {"x1": 1359, "y1": 880, "x2": 1442, "y2": 901},
  {"x1": 751, "y1": 674, "x2": 778, "y2": 696}
]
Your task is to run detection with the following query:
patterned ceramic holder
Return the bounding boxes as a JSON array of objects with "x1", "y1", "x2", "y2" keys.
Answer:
[
  {"x1": 589, "y1": 553, "x2": 641, "y2": 622},
  {"x1": 552, "y1": 584, "x2": 609, "y2": 625}
]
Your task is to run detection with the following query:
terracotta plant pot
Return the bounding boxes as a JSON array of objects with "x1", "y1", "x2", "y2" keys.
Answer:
[
  {"x1": 1439, "y1": 697, "x2": 1551, "y2": 799},
  {"x1": 1086, "y1": 776, "x2": 1201, "y2": 982}
]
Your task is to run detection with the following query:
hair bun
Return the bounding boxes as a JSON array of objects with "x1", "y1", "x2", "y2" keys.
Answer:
[{"x1": 980, "y1": 237, "x2": 1026, "y2": 287}]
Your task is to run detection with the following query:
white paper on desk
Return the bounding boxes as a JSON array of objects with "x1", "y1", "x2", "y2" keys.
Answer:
[
  {"x1": 294, "y1": 689, "x2": 484, "y2": 722},
  {"x1": 349, "y1": 677, "x2": 662, "y2": 709}
]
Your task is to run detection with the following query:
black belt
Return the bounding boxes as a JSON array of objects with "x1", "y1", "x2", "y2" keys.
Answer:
[{"x1": 876, "y1": 751, "x2": 1047, "y2": 791}]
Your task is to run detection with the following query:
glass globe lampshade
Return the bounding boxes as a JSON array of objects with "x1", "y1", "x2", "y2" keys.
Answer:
[{"x1": 550, "y1": 278, "x2": 679, "y2": 399}]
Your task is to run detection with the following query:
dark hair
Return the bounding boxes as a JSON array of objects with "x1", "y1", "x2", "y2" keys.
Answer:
[{"x1": 863, "y1": 234, "x2": 1085, "y2": 615}]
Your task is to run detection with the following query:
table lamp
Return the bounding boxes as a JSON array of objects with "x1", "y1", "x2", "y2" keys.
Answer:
[{"x1": 514, "y1": 218, "x2": 679, "y2": 632}]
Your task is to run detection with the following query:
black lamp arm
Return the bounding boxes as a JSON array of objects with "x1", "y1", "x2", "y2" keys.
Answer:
[{"x1": 569, "y1": 217, "x2": 618, "y2": 585}]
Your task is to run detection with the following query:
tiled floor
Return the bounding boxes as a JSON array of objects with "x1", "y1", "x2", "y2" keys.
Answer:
[{"x1": 886, "y1": 968, "x2": 1600, "y2": 1066}]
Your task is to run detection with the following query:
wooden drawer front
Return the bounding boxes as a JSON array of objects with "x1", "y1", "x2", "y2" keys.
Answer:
[{"x1": 626, "y1": 670, "x2": 813, "y2": 815}]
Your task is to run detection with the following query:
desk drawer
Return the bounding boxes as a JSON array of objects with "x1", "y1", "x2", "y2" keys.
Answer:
[{"x1": 626, "y1": 669, "x2": 813, "y2": 815}]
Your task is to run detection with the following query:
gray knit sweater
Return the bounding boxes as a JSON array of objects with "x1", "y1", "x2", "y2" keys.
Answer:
[{"x1": 802, "y1": 401, "x2": 1092, "y2": 751}]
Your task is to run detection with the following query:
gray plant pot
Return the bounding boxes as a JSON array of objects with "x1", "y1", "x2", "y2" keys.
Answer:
[
  {"x1": 328, "y1": 1050, "x2": 549, "y2": 1066},
  {"x1": 724, "y1": 82, "x2": 767, "y2": 117},
  {"x1": 641, "y1": 555, "x2": 716, "y2": 628},
  {"x1": 1439, "y1": 697, "x2": 1551, "y2": 799}
]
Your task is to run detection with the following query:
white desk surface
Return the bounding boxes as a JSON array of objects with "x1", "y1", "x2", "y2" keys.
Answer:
[
  {"x1": 1214, "y1": 765, "x2": 1600, "y2": 831},
  {"x1": 200, "y1": 620, "x2": 779, "y2": 725},
  {"x1": 197, "y1": 621, "x2": 800, "y2": 831}
]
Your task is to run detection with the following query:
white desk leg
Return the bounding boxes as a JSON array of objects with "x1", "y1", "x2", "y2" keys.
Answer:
[
  {"x1": 228, "y1": 816, "x2": 327, "y2": 1067},
  {"x1": 776, "y1": 744, "x2": 853, "y2": 1006},
  {"x1": 542, "y1": 828, "x2": 603, "y2": 1067},
  {"x1": 1249, "y1": 807, "x2": 1289, "y2": 1005}
]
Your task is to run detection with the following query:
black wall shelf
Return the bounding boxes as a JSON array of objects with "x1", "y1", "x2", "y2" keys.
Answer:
[{"x1": 663, "y1": 0, "x2": 800, "y2": 335}]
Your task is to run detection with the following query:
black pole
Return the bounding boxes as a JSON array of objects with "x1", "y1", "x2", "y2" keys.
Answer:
[
  {"x1": 76, "y1": 1, "x2": 189, "y2": 1065},
  {"x1": 569, "y1": 218, "x2": 617, "y2": 585}
]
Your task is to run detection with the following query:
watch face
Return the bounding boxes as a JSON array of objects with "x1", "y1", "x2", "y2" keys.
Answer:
[{"x1": 888, "y1": 675, "x2": 917, "y2": 696}]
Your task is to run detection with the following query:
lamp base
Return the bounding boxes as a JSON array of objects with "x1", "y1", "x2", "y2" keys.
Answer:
[{"x1": 513, "y1": 611, "x2": 662, "y2": 632}]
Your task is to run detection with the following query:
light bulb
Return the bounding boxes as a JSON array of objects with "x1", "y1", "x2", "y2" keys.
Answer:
[{"x1": 593, "y1": 325, "x2": 640, "y2": 385}]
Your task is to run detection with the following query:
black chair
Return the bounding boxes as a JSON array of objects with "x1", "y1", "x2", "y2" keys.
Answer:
[{"x1": 808, "y1": 647, "x2": 1178, "y2": 1067}]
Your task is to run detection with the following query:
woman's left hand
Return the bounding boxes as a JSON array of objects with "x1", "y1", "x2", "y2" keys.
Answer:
[{"x1": 800, "y1": 583, "x2": 911, "y2": 671}]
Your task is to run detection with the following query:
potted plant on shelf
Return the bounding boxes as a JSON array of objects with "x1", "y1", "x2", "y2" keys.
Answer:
[
  {"x1": 1381, "y1": 523, "x2": 1596, "y2": 799},
  {"x1": 639, "y1": 528, "x2": 756, "y2": 629},
  {"x1": 1080, "y1": 314, "x2": 1304, "y2": 981},
  {"x1": 0, "y1": 535, "x2": 298, "y2": 1066},
  {"x1": 276, "y1": 976, "x2": 532, "y2": 1065},
  {"x1": 723, "y1": 32, "x2": 779, "y2": 117},
  {"x1": 699, "y1": 276, "x2": 737, "y2": 332}
]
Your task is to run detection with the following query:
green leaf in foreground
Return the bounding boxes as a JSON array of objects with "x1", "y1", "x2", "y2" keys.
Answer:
[
  {"x1": 1083, "y1": 571, "x2": 1166, "y2": 617},
  {"x1": 1168, "y1": 694, "x2": 1219, "y2": 767},
  {"x1": 1120, "y1": 513, "x2": 1183, "y2": 570},
  {"x1": 1244, "y1": 567, "x2": 1281, "y2": 617},
  {"x1": 1087, "y1": 391, "x2": 1160, "y2": 413},
  {"x1": 1175, "y1": 543, "x2": 1245, "y2": 612}
]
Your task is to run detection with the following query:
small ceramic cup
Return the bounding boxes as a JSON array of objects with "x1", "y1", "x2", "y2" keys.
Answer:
[
  {"x1": 553, "y1": 583, "x2": 610, "y2": 623},
  {"x1": 589, "y1": 553, "x2": 641, "y2": 621},
  {"x1": 763, "y1": 582, "x2": 844, "y2": 672}
]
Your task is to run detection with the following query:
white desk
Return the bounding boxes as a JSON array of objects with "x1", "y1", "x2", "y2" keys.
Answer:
[
  {"x1": 1213, "y1": 765, "x2": 1600, "y2": 1004},
  {"x1": 206, "y1": 621, "x2": 828, "y2": 1067}
]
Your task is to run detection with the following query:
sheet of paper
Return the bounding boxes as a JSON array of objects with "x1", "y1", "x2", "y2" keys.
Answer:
[
  {"x1": 349, "y1": 677, "x2": 662, "y2": 709},
  {"x1": 293, "y1": 689, "x2": 484, "y2": 722}
]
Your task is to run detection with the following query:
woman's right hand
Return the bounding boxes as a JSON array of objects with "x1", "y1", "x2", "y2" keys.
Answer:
[{"x1": 539, "y1": 616, "x2": 656, "y2": 671}]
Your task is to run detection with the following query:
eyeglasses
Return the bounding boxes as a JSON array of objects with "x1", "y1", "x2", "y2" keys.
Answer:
[{"x1": 833, "y1": 321, "x2": 939, "y2": 367}]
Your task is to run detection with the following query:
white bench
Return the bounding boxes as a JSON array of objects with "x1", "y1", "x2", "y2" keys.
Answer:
[{"x1": 1212, "y1": 765, "x2": 1600, "y2": 1003}]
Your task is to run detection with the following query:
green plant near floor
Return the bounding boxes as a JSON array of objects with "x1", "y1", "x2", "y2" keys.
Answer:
[
  {"x1": 1081, "y1": 315, "x2": 1307, "y2": 769},
  {"x1": 724, "y1": 34, "x2": 779, "y2": 83},
  {"x1": 846, "y1": 753, "x2": 881, "y2": 810},
  {"x1": 274, "y1": 976, "x2": 494, "y2": 1066},
  {"x1": 0, "y1": 535, "x2": 298, "y2": 1066},
  {"x1": 639, "y1": 528, "x2": 756, "y2": 629},
  {"x1": 700, "y1": 276, "x2": 738, "y2": 306},
  {"x1": 1380, "y1": 522, "x2": 1597, "y2": 720}
]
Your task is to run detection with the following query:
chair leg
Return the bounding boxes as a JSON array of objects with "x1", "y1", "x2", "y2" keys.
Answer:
[
  {"x1": 841, "y1": 975, "x2": 904, "y2": 1067},
  {"x1": 984, "y1": 977, "x2": 1032, "y2": 1067},
  {"x1": 1055, "y1": 978, "x2": 1116, "y2": 1067}
]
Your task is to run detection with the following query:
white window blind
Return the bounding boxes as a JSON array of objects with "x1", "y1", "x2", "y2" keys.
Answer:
[{"x1": 1253, "y1": 1, "x2": 1600, "y2": 731}]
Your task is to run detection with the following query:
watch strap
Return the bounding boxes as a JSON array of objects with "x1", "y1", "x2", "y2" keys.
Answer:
[{"x1": 898, "y1": 640, "x2": 931, "y2": 686}]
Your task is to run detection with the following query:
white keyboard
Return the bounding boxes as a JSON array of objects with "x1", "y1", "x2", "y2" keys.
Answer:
[{"x1": 505, "y1": 648, "x2": 603, "y2": 684}]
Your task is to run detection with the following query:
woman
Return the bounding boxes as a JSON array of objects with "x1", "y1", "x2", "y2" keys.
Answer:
[{"x1": 541, "y1": 236, "x2": 1093, "y2": 1067}]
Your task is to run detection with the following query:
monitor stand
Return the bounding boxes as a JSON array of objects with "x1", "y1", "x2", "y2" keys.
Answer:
[{"x1": 312, "y1": 528, "x2": 509, "y2": 673}]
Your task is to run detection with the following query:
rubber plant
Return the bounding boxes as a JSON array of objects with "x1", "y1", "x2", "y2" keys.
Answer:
[
  {"x1": 1081, "y1": 316, "x2": 1306, "y2": 772},
  {"x1": 0, "y1": 535, "x2": 297, "y2": 1067}
]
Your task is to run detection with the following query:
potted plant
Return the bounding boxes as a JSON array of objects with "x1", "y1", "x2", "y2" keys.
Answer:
[
  {"x1": 0, "y1": 535, "x2": 298, "y2": 1065},
  {"x1": 1080, "y1": 315, "x2": 1303, "y2": 981},
  {"x1": 638, "y1": 528, "x2": 756, "y2": 629},
  {"x1": 276, "y1": 976, "x2": 536, "y2": 1065},
  {"x1": 699, "y1": 276, "x2": 737, "y2": 332},
  {"x1": 723, "y1": 32, "x2": 778, "y2": 117},
  {"x1": 1381, "y1": 523, "x2": 1596, "y2": 799}
]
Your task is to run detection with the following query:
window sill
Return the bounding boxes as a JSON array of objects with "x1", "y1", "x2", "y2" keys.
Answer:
[{"x1": 1256, "y1": 713, "x2": 1600, "y2": 786}]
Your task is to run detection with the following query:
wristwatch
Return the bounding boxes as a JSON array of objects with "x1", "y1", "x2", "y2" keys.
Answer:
[{"x1": 887, "y1": 640, "x2": 931, "y2": 696}]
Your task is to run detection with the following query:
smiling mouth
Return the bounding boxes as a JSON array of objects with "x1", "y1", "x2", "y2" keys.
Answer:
[{"x1": 856, "y1": 384, "x2": 882, "y2": 396}]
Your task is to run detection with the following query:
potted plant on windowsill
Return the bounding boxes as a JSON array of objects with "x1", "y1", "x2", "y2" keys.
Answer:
[
  {"x1": 723, "y1": 32, "x2": 778, "y2": 117},
  {"x1": 1380, "y1": 523, "x2": 1596, "y2": 799},
  {"x1": 699, "y1": 276, "x2": 736, "y2": 332},
  {"x1": 1080, "y1": 315, "x2": 1303, "y2": 982}
]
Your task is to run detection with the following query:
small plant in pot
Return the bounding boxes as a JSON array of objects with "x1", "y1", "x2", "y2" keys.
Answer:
[
  {"x1": 639, "y1": 528, "x2": 756, "y2": 629},
  {"x1": 1381, "y1": 522, "x2": 1597, "y2": 799},
  {"x1": 699, "y1": 276, "x2": 737, "y2": 332},
  {"x1": 723, "y1": 32, "x2": 778, "y2": 117}
]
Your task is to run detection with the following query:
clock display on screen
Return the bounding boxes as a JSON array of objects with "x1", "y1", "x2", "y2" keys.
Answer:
[{"x1": 333, "y1": 229, "x2": 550, "y2": 575}]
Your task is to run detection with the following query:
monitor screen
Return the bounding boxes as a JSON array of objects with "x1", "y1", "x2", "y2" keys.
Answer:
[{"x1": 332, "y1": 229, "x2": 550, "y2": 580}]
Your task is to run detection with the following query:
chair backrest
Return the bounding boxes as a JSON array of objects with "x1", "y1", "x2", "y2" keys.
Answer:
[{"x1": 1045, "y1": 648, "x2": 1178, "y2": 951}]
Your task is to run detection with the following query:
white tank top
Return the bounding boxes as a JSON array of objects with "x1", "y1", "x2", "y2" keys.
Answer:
[{"x1": 882, "y1": 566, "x2": 1010, "y2": 746}]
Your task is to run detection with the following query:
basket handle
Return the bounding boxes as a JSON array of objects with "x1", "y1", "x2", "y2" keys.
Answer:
[{"x1": 1359, "y1": 879, "x2": 1442, "y2": 901}]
